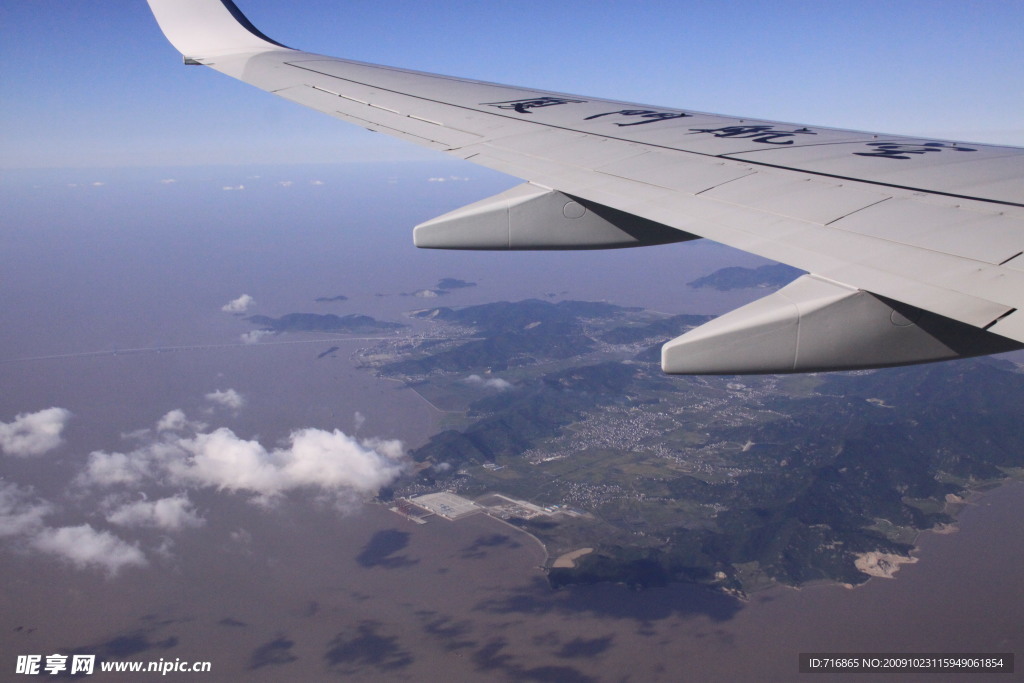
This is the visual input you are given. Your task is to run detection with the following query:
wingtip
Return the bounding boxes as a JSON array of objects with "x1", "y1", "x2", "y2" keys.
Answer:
[{"x1": 147, "y1": 0, "x2": 291, "y2": 60}]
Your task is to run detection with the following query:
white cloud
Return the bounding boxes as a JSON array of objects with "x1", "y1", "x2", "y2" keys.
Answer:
[
  {"x1": 0, "y1": 482, "x2": 52, "y2": 538},
  {"x1": 205, "y1": 389, "x2": 245, "y2": 411},
  {"x1": 310, "y1": 180, "x2": 324, "y2": 186},
  {"x1": 77, "y1": 408, "x2": 200, "y2": 487},
  {"x1": 171, "y1": 427, "x2": 406, "y2": 502},
  {"x1": 221, "y1": 294, "x2": 254, "y2": 313},
  {"x1": 222, "y1": 184, "x2": 245, "y2": 191},
  {"x1": 159, "y1": 178, "x2": 176, "y2": 184},
  {"x1": 0, "y1": 393, "x2": 411, "y2": 577},
  {"x1": 76, "y1": 418, "x2": 407, "y2": 505},
  {"x1": 0, "y1": 407, "x2": 72, "y2": 457},
  {"x1": 31, "y1": 525, "x2": 146, "y2": 576},
  {"x1": 169, "y1": 428, "x2": 275, "y2": 494},
  {"x1": 464, "y1": 374, "x2": 513, "y2": 391},
  {"x1": 77, "y1": 449, "x2": 157, "y2": 488},
  {"x1": 413, "y1": 289, "x2": 439, "y2": 298},
  {"x1": 156, "y1": 410, "x2": 183, "y2": 433},
  {"x1": 359, "y1": 436, "x2": 405, "y2": 461},
  {"x1": 1, "y1": 483, "x2": 149, "y2": 575},
  {"x1": 107, "y1": 495, "x2": 204, "y2": 531},
  {"x1": 240, "y1": 330, "x2": 273, "y2": 345},
  {"x1": 156, "y1": 409, "x2": 199, "y2": 433},
  {"x1": 278, "y1": 180, "x2": 294, "y2": 187}
]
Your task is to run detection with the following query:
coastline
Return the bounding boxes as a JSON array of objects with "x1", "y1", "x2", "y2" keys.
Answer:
[{"x1": 851, "y1": 475, "x2": 1024, "y2": 584}]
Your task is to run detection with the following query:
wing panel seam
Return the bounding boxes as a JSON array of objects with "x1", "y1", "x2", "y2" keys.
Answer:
[
  {"x1": 823, "y1": 196, "x2": 894, "y2": 226},
  {"x1": 693, "y1": 170, "x2": 759, "y2": 196}
]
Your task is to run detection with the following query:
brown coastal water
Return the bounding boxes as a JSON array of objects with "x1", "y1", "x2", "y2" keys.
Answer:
[
  {"x1": 2, "y1": 165, "x2": 1020, "y2": 681},
  {"x1": 2, "y1": 480, "x2": 1020, "y2": 681},
  {"x1": 2, "y1": 342, "x2": 1020, "y2": 681}
]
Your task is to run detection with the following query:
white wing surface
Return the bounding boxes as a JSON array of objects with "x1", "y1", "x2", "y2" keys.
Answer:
[{"x1": 146, "y1": 0, "x2": 1024, "y2": 374}]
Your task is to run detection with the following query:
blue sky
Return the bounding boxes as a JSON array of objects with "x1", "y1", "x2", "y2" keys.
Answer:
[{"x1": 1, "y1": 0, "x2": 1022, "y2": 168}]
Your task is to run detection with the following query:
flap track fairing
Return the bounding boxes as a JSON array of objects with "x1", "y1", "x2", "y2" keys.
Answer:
[
  {"x1": 414, "y1": 182, "x2": 696, "y2": 250},
  {"x1": 662, "y1": 274, "x2": 1023, "y2": 374}
]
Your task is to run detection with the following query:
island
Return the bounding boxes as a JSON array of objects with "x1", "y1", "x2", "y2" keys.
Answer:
[
  {"x1": 275, "y1": 299, "x2": 1023, "y2": 595},
  {"x1": 402, "y1": 278, "x2": 479, "y2": 298},
  {"x1": 688, "y1": 263, "x2": 803, "y2": 291},
  {"x1": 376, "y1": 300, "x2": 1024, "y2": 593},
  {"x1": 436, "y1": 278, "x2": 477, "y2": 291}
]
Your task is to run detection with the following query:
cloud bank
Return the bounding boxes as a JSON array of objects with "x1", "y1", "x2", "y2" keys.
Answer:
[
  {"x1": 79, "y1": 411, "x2": 407, "y2": 506},
  {"x1": 1, "y1": 398, "x2": 405, "y2": 577}
]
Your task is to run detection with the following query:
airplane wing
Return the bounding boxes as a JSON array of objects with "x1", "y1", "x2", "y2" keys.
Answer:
[{"x1": 146, "y1": 0, "x2": 1024, "y2": 374}]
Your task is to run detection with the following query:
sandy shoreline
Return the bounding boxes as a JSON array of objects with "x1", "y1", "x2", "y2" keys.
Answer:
[{"x1": 552, "y1": 547, "x2": 594, "y2": 568}]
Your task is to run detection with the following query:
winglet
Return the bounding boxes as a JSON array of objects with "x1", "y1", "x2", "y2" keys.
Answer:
[{"x1": 146, "y1": 0, "x2": 291, "y2": 61}]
